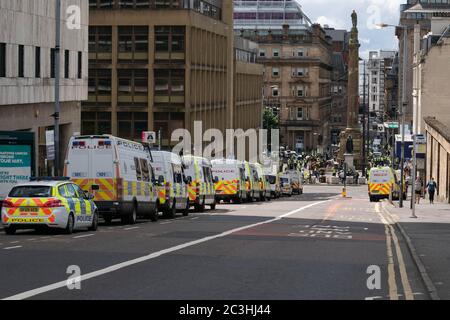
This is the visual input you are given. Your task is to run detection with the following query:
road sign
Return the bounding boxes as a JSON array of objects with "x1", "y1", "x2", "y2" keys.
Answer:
[
  {"x1": 142, "y1": 131, "x2": 156, "y2": 144},
  {"x1": 384, "y1": 122, "x2": 399, "y2": 129},
  {"x1": 414, "y1": 134, "x2": 426, "y2": 144},
  {"x1": 377, "y1": 125, "x2": 385, "y2": 133},
  {"x1": 46, "y1": 130, "x2": 55, "y2": 161}
]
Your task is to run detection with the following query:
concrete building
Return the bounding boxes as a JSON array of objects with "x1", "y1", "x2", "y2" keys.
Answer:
[
  {"x1": 397, "y1": 0, "x2": 450, "y2": 127},
  {"x1": 367, "y1": 50, "x2": 396, "y2": 116},
  {"x1": 84, "y1": 0, "x2": 263, "y2": 150},
  {"x1": 0, "y1": 0, "x2": 89, "y2": 174},
  {"x1": 234, "y1": 0, "x2": 333, "y2": 153}
]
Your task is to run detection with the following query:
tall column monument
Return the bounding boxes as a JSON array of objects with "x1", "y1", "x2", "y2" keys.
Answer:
[{"x1": 339, "y1": 10, "x2": 362, "y2": 169}]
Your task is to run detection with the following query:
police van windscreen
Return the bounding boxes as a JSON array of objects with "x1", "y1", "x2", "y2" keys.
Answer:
[
  {"x1": 9, "y1": 186, "x2": 52, "y2": 198},
  {"x1": 212, "y1": 167, "x2": 239, "y2": 181},
  {"x1": 268, "y1": 175, "x2": 277, "y2": 184}
]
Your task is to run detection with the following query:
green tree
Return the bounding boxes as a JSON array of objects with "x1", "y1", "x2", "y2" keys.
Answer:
[{"x1": 263, "y1": 109, "x2": 279, "y2": 131}]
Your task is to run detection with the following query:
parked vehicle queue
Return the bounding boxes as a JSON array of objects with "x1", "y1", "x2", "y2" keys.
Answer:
[{"x1": 2, "y1": 135, "x2": 304, "y2": 235}]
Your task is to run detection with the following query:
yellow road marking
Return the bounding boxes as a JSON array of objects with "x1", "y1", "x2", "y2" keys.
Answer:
[{"x1": 376, "y1": 203, "x2": 414, "y2": 300}]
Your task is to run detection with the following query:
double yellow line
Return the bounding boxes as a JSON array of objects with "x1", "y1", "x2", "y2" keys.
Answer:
[{"x1": 376, "y1": 203, "x2": 414, "y2": 300}]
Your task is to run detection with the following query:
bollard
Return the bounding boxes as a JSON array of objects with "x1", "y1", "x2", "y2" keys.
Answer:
[{"x1": 342, "y1": 187, "x2": 347, "y2": 198}]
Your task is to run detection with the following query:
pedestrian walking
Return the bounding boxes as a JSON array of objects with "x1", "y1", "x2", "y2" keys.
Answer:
[
  {"x1": 426, "y1": 178, "x2": 438, "y2": 204},
  {"x1": 415, "y1": 176, "x2": 423, "y2": 204}
]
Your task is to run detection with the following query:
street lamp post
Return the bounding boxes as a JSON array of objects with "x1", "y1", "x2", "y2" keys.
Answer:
[
  {"x1": 53, "y1": 0, "x2": 61, "y2": 177},
  {"x1": 376, "y1": 23, "x2": 408, "y2": 208}
]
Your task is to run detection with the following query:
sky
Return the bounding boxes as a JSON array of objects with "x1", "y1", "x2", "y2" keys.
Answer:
[{"x1": 297, "y1": 0, "x2": 403, "y2": 58}]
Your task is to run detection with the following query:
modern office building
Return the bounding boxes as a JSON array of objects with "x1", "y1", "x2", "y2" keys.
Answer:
[
  {"x1": 367, "y1": 50, "x2": 396, "y2": 115},
  {"x1": 397, "y1": 0, "x2": 450, "y2": 127},
  {"x1": 0, "y1": 0, "x2": 89, "y2": 174},
  {"x1": 84, "y1": 0, "x2": 263, "y2": 150},
  {"x1": 234, "y1": 0, "x2": 333, "y2": 153}
]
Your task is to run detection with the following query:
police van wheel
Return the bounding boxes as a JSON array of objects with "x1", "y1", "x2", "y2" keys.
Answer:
[
  {"x1": 88, "y1": 211, "x2": 99, "y2": 231},
  {"x1": 4, "y1": 226, "x2": 16, "y2": 235},
  {"x1": 195, "y1": 204, "x2": 205, "y2": 213},
  {"x1": 124, "y1": 206, "x2": 137, "y2": 225},
  {"x1": 149, "y1": 209, "x2": 159, "y2": 222},
  {"x1": 164, "y1": 201, "x2": 176, "y2": 219},
  {"x1": 183, "y1": 200, "x2": 190, "y2": 217},
  {"x1": 104, "y1": 216, "x2": 113, "y2": 225},
  {"x1": 65, "y1": 214, "x2": 75, "y2": 235}
]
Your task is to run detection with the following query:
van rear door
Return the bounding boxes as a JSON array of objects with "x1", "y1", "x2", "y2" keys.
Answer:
[{"x1": 90, "y1": 138, "x2": 116, "y2": 202}]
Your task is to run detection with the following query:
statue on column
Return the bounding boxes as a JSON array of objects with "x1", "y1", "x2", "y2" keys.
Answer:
[
  {"x1": 346, "y1": 135, "x2": 354, "y2": 154},
  {"x1": 351, "y1": 10, "x2": 357, "y2": 29}
]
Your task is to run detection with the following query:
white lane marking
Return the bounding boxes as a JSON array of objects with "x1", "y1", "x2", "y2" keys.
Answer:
[
  {"x1": 3, "y1": 246, "x2": 22, "y2": 250},
  {"x1": 124, "y1": 227, "x2": 140, "y2": 231},
  {"x1": 159, "y1": 222, "x2": 172, "y2": 225},
  {"x1": 26, "y1": 239, "x2": 37, "y2": 242},
  {"x1": 3, "y1": 200, "x2": 328, "y2": 300},
  {"x1": 9, "y1": 241, "x2": 20, "y2": 244},
  {"x1": 365, "y1": 296, "x2": 383, "y2": 300},
  {"x1": 73, "y1": 234, "x2": 95, "y2": 239},
  {"x1": 190, "y1": 217, "x2": 199, "y2": 220}
]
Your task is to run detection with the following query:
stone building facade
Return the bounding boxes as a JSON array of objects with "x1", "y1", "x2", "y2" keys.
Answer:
[{"x1": 234, "y1": 0, "x2": 333, "y2": 153}]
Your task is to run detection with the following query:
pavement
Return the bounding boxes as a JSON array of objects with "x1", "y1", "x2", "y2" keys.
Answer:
[
  {"x1": 383, "y1": 199, "x2": 450, "y2": 300},
  {"x1": 0, "y1": 186, "x2": 429, "y2": 300}
]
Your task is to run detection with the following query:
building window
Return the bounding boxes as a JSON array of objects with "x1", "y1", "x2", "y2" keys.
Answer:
[
  {"x1": 272, "y1": 67, "x2": 280, "y2": 77},
  {"x1": 155, "y1": 26, "x2": 185, "y2": 59},
  {"x1": 294, "y1": 85, "x2": 306, "y2": 97},
  {"x1": 118, "y1": 69, "x2": 149, "y2": 107},
  {"x1": 154, "y1": 69, "x2": 185, "y2": 105},
  {"x1": 118, "y1": 26, "x2": 149, "y2": 62},
  {"x1": 295, "y1": 48, "x2": 307, "y2": 57},
  {"x1": 85, "y1": 68, "x2": 112, "y2": 106},
  {"x1": 259, "y1": 49, "x2": 266, "y2": 57},
  {"x1": 50, "y1": 48, "x2": 56, "y2": 78},
  {"x1": 292, "y1": 67, "x2": 308, "y2": 77},
  {"x1": 35, "y1": 47, "x2": 41, "y2": 78},
  {"x1": 81, "y1": 112, "x2": 112, "y2": 136},
  {"x1": 272, "y1": 48, "x2": 280, "y2": 58},
  {"x1": 77, "y1": 51, "x2": 82, "y2": 79},
  {"x1": 18, "y1": 45, "x2": 24, "y2": 77},
  {"x1": 0, "y1": 43, "x2": 5, "y2": 77},
  {"x1": 64, "y1": 50, "x2": 70, "y2": 78},
  {"x1": 117, "y1": 112, "x2": 148, "y2": 141},
  {"x1": 89, "y1": 26, "x2": 112, "y2": 62},
  {"x1": 272, "y1": 87, "x2": 279, "y2": 97}
]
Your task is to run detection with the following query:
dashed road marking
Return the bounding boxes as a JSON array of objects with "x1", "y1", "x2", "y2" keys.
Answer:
[
  {"x1": 3, "y1": 246, "x2": 22, "y2": 250},
  {"x1": 124, "y1": 227, "x2": 140, "y2": 231},
  {"x1": 73, "y1": 234, "x2": 95, "y2": 239}
]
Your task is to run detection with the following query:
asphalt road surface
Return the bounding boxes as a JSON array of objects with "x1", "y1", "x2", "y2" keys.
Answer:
[{"x1": 0, "y1": 186, "x2": 428, "y2": 300}]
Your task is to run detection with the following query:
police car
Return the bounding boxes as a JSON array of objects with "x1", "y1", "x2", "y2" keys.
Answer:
[{"x1": 1, "y1": 178, "x2": 99, "y2": 235}]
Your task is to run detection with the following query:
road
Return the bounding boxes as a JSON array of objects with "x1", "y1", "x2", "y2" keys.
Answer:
[{"x1": 0, "y1": 186, "x2": 428, "y2": 300}]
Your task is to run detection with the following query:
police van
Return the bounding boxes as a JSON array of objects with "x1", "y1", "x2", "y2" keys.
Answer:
[
  {"x1": 252, "y1": 163, "x2": 271, "y2": 201},
  {"x1": 182, "y1": 155, "x2": 216, "y2": 212},
  {"x1": 64, "y1": 135, "x2": 159, "y2": 225},
  {"x1": 244, "y1": 161, "x2": 258, "y2": 202},
  {"x1": 285, "y1": 170, "x2": 303, "y2": 195},
  {"x1": 211, "y1": 159, "x2": 246, "y2": 204},
  {"x1": 150, "y1": 151, "x2": 190, "y2": 218},
  {"x1": 280, "y1": 174, "x2": 293, "y2": 197}
]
